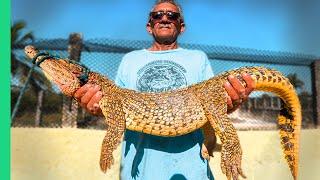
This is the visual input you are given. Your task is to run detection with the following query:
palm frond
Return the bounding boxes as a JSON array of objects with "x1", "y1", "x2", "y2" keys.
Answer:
[
  {"x1": 287, "y1": 73, "x2": 304, "y2": 90},
  {"x1": 16, "y1": 31, "x2": 34, "y2": 45},
  {"x1": 11, "y1": 21, "x2": 26, "y2": 43}
]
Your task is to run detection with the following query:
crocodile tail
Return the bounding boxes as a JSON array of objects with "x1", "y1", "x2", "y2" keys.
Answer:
[
  {"x1": 245, "y1": 67, "x2": 301, "y2": 180},
  {"x1": 278, "y1": 100, "x2": 301, "y2": 180}
]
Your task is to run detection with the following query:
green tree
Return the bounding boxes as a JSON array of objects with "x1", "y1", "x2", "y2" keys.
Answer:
[
  {"x1": 11, "y1": 21, "x2": 34, "y2": 75},
  {"x1": 287, "y1": 73, "x2": 304, "y2": 91}
]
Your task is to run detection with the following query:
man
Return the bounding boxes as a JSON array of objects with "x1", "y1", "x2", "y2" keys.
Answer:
[{"x1": 74, "y1": 1, "x2": 255, "y2": 179}]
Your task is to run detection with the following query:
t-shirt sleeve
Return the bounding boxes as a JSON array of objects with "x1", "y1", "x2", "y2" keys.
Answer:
[
  {"x1": 114, "y1": 56, "x2": 128, "y2": 88},
  {"x1": 200, "y1": 52, "x2": 214, "y2": 81}
]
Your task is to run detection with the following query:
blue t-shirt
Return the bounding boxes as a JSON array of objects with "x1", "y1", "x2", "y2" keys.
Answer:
[{"x1": 115, "y1": 48, "x2": 215, "y2": 180}]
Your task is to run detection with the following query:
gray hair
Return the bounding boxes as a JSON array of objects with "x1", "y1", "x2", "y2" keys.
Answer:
[{"x1": 149, "y1": 0, "x2": 184, "y2": 22}]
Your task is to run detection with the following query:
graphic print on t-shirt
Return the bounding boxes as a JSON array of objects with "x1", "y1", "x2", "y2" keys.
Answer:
[{"x1": 137, "y1": 60, "x2": 187, "y2": 92}]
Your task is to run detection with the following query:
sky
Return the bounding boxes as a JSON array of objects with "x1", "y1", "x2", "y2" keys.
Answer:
[
  {"x1": 11, "y1": 0, "x2": 320, "y2": 93},
  {"x1": 12, "y1": 0, "x2": 320, "y2": 55}
]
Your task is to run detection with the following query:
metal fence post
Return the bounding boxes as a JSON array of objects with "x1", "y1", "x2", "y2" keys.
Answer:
[
  {"x1": 311, "y1": 60, "x2": 320, "y2": 127},
  {"x1": 61, "y1": 33, "x2": 83, "y2": 128},
  {"x1": 35, "y1": 90, "x2": 44, "y2": 127}
]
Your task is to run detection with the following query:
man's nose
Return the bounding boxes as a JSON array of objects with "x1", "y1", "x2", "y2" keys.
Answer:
[
  {"x1": 159, "y1": 16, "x2": 172, "y2": 24},
  {"x1": 161, "y1": 14, "x2": 169, "y2": 21}
]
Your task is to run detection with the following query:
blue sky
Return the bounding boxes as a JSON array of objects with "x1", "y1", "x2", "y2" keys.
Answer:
[
  {"x1": 12, "y1": 0, "x2": 320, "y2": 55},
  {"x1": 11, "y1": 0, "x2": 320, "y2": 93}
]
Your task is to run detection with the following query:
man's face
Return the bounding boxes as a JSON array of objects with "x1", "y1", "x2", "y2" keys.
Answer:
[{"x1": 147, "y1": 3, "x2": 185, "y2": 44}]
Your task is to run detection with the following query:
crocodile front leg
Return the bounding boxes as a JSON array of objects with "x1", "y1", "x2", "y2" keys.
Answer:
[{"x1": 99, "y1": 95, "x2": 126, "y2": 172}]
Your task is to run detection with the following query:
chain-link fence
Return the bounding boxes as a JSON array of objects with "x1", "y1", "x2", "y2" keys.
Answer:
[{"x1": 11, "y1": 35, "x2": 319, "y2": 130}]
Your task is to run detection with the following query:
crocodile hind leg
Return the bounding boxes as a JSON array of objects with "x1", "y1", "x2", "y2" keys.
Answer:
[
  {"x1": 201, "y1": 121, "x2": 217, "y2": 160},
  {"x1": 206, "y1": 111, "x2": 246, "y2": 180},
  {"x1": 99, "y1": 95, "x2": 126, "y2": 172}
]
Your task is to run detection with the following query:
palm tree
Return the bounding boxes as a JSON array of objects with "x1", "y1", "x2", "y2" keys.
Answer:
[
  {"x1": 287, "y1": 73, "x2": 304, "y2": 91},
  {"x1": 11, "y1": 21, "x2": 34, "y2": 75},
  {"x1": 11, "y1": 21, "x2": 52, "y2": 126}
]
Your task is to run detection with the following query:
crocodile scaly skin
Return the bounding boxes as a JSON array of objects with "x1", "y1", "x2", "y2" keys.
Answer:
[{"x1": 25, "y1": 45, "x2": 301, "y2": 180}]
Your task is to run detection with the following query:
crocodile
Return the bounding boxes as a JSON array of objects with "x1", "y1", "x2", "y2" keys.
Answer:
[{"x1": 25, "y1": 45, "x2": 301, "y2": 180}]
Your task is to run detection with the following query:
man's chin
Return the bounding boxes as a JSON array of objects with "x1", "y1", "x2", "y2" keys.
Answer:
[{"x1": 154, "y1": 35, "x2": 178, "y2": 45}]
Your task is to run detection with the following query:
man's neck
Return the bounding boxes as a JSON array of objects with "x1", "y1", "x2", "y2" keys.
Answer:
[{"x1": 148, "y1": 41, "x2": 179, "y2": 51}]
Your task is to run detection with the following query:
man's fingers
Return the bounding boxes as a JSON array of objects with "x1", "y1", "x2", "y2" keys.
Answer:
[
  {"x1": 225, "y1": 73, "x2": 255, "y2": 113},
  {"x1": 242, "y1": 73, "x2": 255, "y2": 96},
  {"x1": 74, "y1": 84, "x2": 92, "y2": 100},
  {"x1": 224, "y1": 81, "x2": 240, "y2": 102},
  {"x1": 73, "y1": 84, "x2": 103, "y2": 115},
  {"x1": 228, "y1": 75, "x2": 245, "y2": 99},
  {"x1": 80, "y1": 85, "x2": 101, "y2": 107},
  {"x1": 87, "y1": 91, "x2": 103, "y2": 112}
]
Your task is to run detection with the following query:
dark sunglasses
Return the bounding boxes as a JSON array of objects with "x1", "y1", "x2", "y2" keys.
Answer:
[{"x1": 149, "y1": 11, "x2": 181, "y2": 21}]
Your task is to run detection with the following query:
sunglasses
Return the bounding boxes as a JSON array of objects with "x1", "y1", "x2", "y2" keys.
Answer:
[{"x1": 149, "y1": 11, "x2": 181, "y2": 21}]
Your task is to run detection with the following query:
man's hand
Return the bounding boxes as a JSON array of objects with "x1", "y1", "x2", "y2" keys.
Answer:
[
  {"x1": 74, "y1": 84, "x2": 103, "y2": 116},
  {"x1": 224, "y1": 73, "x2": 255, "y2": 113}
]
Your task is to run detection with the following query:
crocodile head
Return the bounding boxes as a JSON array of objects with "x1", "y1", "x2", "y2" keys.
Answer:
[{"x1": 24, "y1": 45, "x2": 85, "y2": 96}]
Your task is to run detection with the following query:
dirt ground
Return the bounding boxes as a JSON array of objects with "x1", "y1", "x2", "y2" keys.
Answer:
[{"x1": 11, "y1": 128, "x2": 320, "y2": 180}]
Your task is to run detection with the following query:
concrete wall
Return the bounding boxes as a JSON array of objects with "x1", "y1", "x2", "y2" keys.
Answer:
[{"x1": 11, "y1": 128, "x2": 320, "y2": 180}]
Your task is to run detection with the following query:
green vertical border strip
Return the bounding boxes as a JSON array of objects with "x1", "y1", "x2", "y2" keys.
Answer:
[{"x1": 0, "y1": 0, "x2": 10, "y2": 179}]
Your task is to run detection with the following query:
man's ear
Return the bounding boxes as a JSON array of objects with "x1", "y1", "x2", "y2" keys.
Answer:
[
  {"x1": 180, "y1": 22, "x2": 185, "y2": 34},
  {"x1": 146, "y1": 23, "x2": 153, "y2": 34}
]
